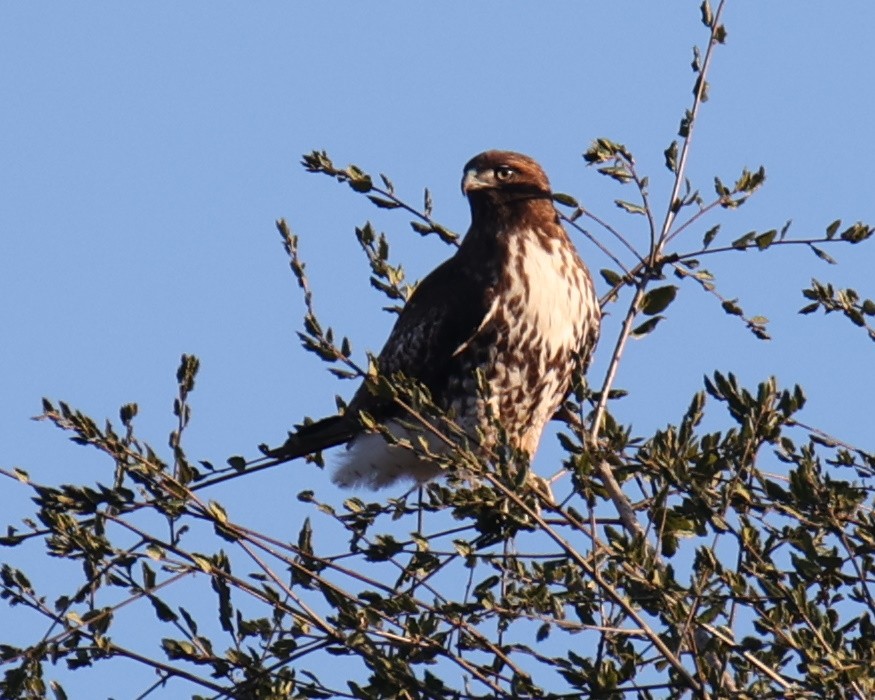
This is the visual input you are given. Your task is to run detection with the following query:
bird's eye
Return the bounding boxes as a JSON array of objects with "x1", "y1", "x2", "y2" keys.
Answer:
[{"x1": 494, "y1": 166, "x2": 514, "y2": 181}]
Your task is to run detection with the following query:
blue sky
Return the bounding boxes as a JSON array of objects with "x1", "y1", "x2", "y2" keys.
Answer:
[{"x1": 2, "y1": 3, "x2": 874, "y2": 696}]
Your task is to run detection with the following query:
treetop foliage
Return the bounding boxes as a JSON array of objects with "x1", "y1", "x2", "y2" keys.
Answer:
[{"x1": 3, "y1": 2, "x2": 874, "y2": 698}]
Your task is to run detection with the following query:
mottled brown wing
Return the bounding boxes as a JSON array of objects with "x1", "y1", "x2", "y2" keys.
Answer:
[
  {"x1": 348, "y1": 252, "x2": 495, "y2": 416},
  {"x1": 266, "y1": 251, "x2": 493, "y2": 464}
]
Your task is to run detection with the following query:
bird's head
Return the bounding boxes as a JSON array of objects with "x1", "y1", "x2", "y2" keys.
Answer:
[
  {"x1": 461, "y1": 150, "x2": 555, "y2": 231},
  {"x1": 461, "y1": 150, "x2": 552, "y2": 200}
]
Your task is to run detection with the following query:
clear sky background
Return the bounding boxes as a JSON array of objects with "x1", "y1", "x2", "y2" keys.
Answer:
[{"x1": 2, "y1": 3, "x2": 874, "y2": 697}]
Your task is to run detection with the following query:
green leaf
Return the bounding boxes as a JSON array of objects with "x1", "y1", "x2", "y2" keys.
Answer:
[
  {"x1": 664, "y1": 141, "x2": 678, "y2": 172},
  {"x1": 597, "y1": 165, "x2": 633, "y2": 183},
  {"x1": 148, "y1": 594, "x2": 178, "y2": 623},
  {"x1": 553, "y1": 192, "x2": 579, "y2": 207},
  {"x1": 679, "y1": 109, "x2": 693, "y2": 137},
  {"x1": 50, "y1": 681, "x2": 68, "y2": 700},
  {"x1": 694, "y1": 76, "x2": 709, "y2": 102},
  {"x1": 690, "y1": 46, "x2": 702, "y2": 73},
  {"x1": 190, "y1": 553, "x2": 212, "y2": 573},
  {"x1": 119, "y1": 402, "x2": 138, "y2": 426},
  {"x1": 583, "y1": 137, "x2": 632, "y2": 164},
  {"x1": 809, "y1": 244, "x2": 837, "y2": 264},
  {"x1": 731, "y1": 231, "x2": 756, "y2": 250},
  {"x1": 702, "y1": 224, "x2": 720, "y2": 249},
  {"x1": 721, "y1": 299, "x2": 743, "y2": 317},
  {"x1": 631, "y1": 316, "x2": 664, "y2": 338},
  {"x1": 298, "y1": 517, "x2": 313, "y2": 554},
  {"x1": 346, "y1": 166, "x2": 372, "y2": 193},
  {"x1": 366, "y1": 195, "x2": 400, "y2": 209},
  {"x1": 536, "y1": 623, "x2": 550, "y2": 642},
  {"x1": 735, "y1": 166, "x2": 766, "y2": 193},
  {"x1": 207, "y1": 501, "x2": 228, "y2": 524},
  {"x1": 178, "y1": 608, "x2": 198, "y2": 637},
  {"x1": 615, "y1": 199, "x2": 646, "y2": 215},
  {"x1": 755, "y1": 229, "x2": 777, "y2": 250},
  {"x1": 700, "y1": 0, "x2": 713, "y2": 26},
  {"x1": 600, "y1": 269, "x2": 624, "y2": 287},
  {"x1": 639, "y1": 286, "x2": 678, "y2": 315},
  {"x1": 825, "y1": 219, "x2": 842, "y2": 239},
  {"x1": 840, "y1": 222, "x2": 874, "y2": 243}
]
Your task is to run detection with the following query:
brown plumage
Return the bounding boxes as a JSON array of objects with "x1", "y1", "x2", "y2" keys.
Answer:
[{"x1": 267, "y1": 150, "x2": 600, "y2": 488}]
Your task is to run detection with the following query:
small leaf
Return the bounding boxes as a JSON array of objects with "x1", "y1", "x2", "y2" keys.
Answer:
[
  {"x1": 208, "y1": 501, "x2": 228, "y2": 524},
  {"x1": 690, "y1": 46, "x2": 702, "y2": 73},
  {"x1": 664, "y1": 141, "x2": 678, "y2": 172},
  {"x1": 142, "y1": 562, "x2": 156, "y2": 589},
  {"x1": 366, "y1": 195, "x2": 400, "y2": 210},
  {"x1": 679, "y1": 109, "x2": 693, "y2": 137},
  {"x1": 632, "y1": 316, "x2": 663, "y2": 338},
  {"x1": 50, "y1": 681, "x2": 68, "y2": 700},
  {"x1": 639, "y1": 286, "x2": 678, "y2": 315},
  {"x1": 702, "y1": 225, "x2": 720, "y2": 249},
  {"x1": 809, "y1": 244, "x2": 837, "y2": 264},
  {"x1": 754, "y1": 229, "x2": 777, "y2": 250},
  {"x1": 722, "y1": 299, "x2": 743, "y2": 317},
  {"x1": 826, "y1": 219, "x2": 842, "y2": 239},
  {"x1": 227, "y1": 456, "x2": 246, "y2": 471},
  {"x1": 346, "y1": 166, "x2": 372, "y2": 193},
  {"x1": 119, "y1": 403, "x2": 138, "y2": 426},
  {"x1": 552, "y1": 192, "x2": 579, "y2": 207},
  {"x1": 700, "y1": 0, "x2": 713, "y2": 27},
  {"x1": 597, "y1": 165, "x2": 633, "y2": 183},
  {"x1": 840, "y1": 222, "x2": 873, "y2": 243},
  {"x1": 615, "y1": 199, "x2": 646, "y2": 215},
  {"x1": 731, "y1": 232, "x2": 756, "y2": 250},
  {"x1": 600, "y1": 269, "x2": 624, "y2": 287},
  {"x1": 190, "y1": 553, "x2": 212, "y2": 573},
  {"x1": 148, "y1": 595, "x2": 178, "y2": 623}
]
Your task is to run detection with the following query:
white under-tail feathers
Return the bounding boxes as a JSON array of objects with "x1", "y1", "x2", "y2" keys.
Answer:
[{"x1": 332, "y1": 420, "x2": 449, "y2": 489}]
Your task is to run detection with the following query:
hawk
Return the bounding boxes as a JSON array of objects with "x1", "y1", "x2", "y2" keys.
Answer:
[{"x1": 267, "y1": 150, "x2": 600, "y2": 488}]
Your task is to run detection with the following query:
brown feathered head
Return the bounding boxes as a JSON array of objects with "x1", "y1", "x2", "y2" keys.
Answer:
[
  {"x1": 461, "y1": 150, "x2": 555, "y2": 229},
  {"x1": 462, "y1": 150, "x2": 551, "y2": 195}
]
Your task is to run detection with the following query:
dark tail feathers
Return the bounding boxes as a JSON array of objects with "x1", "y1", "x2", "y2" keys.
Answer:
[{"x1": 264, "y1": 414, "x2": 357, "y2": 464}]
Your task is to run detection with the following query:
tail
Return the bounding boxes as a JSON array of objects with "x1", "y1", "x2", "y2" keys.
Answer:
[{"x1": 263, "y1": 414, "x2": 357, "y2": 464}]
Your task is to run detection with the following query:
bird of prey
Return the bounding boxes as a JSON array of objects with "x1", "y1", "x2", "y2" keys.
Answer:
[{"x1": 267, "y1": 150, "x2": 600, "y2": 489}]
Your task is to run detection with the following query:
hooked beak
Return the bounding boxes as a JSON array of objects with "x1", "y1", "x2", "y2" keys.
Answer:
[{"x1": 461, "y1": 169, "x2": 488, "y2": 195}]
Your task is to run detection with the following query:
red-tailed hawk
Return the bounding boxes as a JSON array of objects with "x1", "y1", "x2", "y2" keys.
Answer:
[{"x1": 267, "y1": 151, "x2": 600, "y2": 488}]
